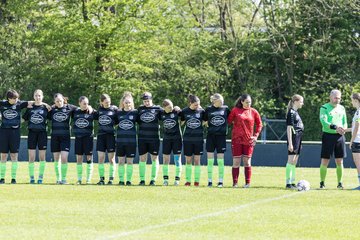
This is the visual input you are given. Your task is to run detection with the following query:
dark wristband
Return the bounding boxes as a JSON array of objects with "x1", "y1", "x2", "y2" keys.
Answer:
[{"x1": 330, "y1": 124, "x2": 337, "y2": 130}]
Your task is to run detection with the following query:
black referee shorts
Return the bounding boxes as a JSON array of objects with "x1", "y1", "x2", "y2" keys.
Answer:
[
  {"x1": 321, "y1": 132, "x2": 346, "y2": 159},
  {"x1": 206, "y1": 134, "x2": 226, "y2": 153}
]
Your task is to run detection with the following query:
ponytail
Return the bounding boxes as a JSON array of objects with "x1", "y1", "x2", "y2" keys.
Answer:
[{"x1": 286, "y1": 94, "x2": 303, "y2": 116}]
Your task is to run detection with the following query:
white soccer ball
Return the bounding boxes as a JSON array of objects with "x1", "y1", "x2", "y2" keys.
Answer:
[{"x1": 296, "y1": 180, "x2": 310, "y2": 191}]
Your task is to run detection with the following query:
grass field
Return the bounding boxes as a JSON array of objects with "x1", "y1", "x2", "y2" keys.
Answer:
[{"x1": 0, "y1": 162, "x2": 359, "y2": 240}]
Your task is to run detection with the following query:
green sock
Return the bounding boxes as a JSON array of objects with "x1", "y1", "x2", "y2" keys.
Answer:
[
  {"x1": 118, "y1": 164, "x2": 125, "y2": 182},
  {"x1": 11, "y1": 162, "x2": 18, "y2": 179},
  {"x1": 139, "y1": 161, "x2": 146, "y2": 181},
  {"x1": 61, "y1": 163, "x2": 68, "y2": 181},
  {"x1": 207, "y1": 158, "x2": 214, "y2": 182},
  {"x1": 86, "y1": 161, "x2": 93, "y2": 182},
  {"x1": 151, "y1": 160, "x2": 159, "y2": 181},
  {"x1": 54, "y1": 161, "x2": 60, "y2": 181},
  {"x1": 286, "y1": 163, "x2": 292, "y2": 184},
  {"x1": 320, "y1": 164, "x2": 327, "y2": 182},
  {"x1": 98, "y1": 163, "x2": 105, "y2": 178},
  {"x1": 218, "y1": 158, "x2": 224, "y2": 182},
  {"x1": 291, "y1": 164, "x2": 296, "y2": 184},
  {"x1": 39, "y1": 161, "x2": 46, "y2": 179},
  {"x1": 126, "y1": 164, "x2": 133, "y2": 182},
  {"x1": 163, "y1": 164, "x2": 169, "y2": 179},
  {"x1": 194, "y1": 165, "x2": 201, "y2": 182},
  {"x1": 109, "y1": 163, "x2": 115, "y2": 179},
  {"x1": 186, "y1": 164, "x2": 192, "y2": 183},
  {"x1": 336, "y1": 163, "x2": 343, "y2": 183},
  {"x1": 77, "y1": 164, "x2": 83, "y2": 180},
  {"x1": 0, "y1": 162, "x2": 6, "y2": 179},
  {"x1": 29, "y1": 162, "x2": 35, "y2": 179}
]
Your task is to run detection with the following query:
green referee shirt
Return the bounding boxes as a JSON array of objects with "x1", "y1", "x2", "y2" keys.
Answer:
[{"x1": 319, "y1": 103, "x2": 347, "y2": 134}]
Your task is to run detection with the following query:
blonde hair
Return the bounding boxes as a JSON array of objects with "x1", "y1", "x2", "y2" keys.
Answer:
[
  {"x1": 286, "y1": 94, "x2": 303, "y2": 116},
  {"x1": 33, "y1": 89, "x2": 43, "y2": 96},
  {"x1": 120, "y1": 92, "x2": 134, "y2": 109},
  {"x1": 210, "y1": 93, "x2": 224, "y2": 105},
  {"x1": 162, "y1": 99, "x2": 173, "y2": 107}
]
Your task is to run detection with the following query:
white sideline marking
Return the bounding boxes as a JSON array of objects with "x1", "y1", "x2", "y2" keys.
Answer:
[{"x1": 98, "y1": 191, "x2": 303, "y2": 240}]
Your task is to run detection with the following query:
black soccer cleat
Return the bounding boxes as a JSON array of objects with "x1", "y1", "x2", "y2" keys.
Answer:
[
  {"x1": 118, "y1": 181, "x2": 125, "y2": 186},
  {"x1": 97, "y1": 177, "x2": 105, "y2": 185},
  {"x1": 149, "y1": 180, "x2": 156, "y2": 186},
  {"x1": 11, "y1": 179, "x2": 16, "y2": 184},
  {"x1": 207, "y1": 182, "x2": 213, "y2": 187},
  {"x1": 0, "y1": 178, "x2": 5, "y2": 184},
  {"x1": 319, "y1": 181, "x2": 325, "y2": 189},
  {"x1": 337, "y1": 182, "x2": 344, "y2": 190},
  {"x1": 139, "y1": 180, "x2": 145, "y2": 186},
  {"x1": 126, "y1": 181, "x2": 132, "y2": 186}
]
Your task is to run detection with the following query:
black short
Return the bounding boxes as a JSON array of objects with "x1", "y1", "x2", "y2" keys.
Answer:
[
  {"x1": 321, "y1": 133, "x2": 346, "y2": 159},
  {"x1": 351, "y1": 142, "x2": 360, "y2": 153},
  {"x1": 96, "y1": 134, "x2": 115, "y2": 153},
  {"x1": 162, "y1": 138, "x2": 182, "y2": 155},
  {"x1": 287, "y1": 131, "x2": 302, "y2": 155},
  {"x1": 28, "y1": 130, "x2": 47, "y2": 150},
  {"x1": 138, "y1": 140, "x2": 160, "y2": 156},
  {"x1": 183, "y1": 141, "x2": 204, "y2": 156},
  {"x1": 116, "y1": 143, "x2": 136, "y2": 158},
  {"x1": 206, "y1": 135, "x2": 226, "y2": 153},
  {"x1": 75, "y1": 136, "x2": 94, "y2": 155},
  {"x1": 0, "y1": 128, "x2": 20, "y2": 153},
  {"x1": 51, "y1": 135, "x2": 70, "y2": 152}
]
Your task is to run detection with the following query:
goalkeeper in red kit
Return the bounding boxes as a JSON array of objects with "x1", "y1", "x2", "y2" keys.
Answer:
[{"x1": 228, "y1": 94, "x2": 262, "y2": 188}]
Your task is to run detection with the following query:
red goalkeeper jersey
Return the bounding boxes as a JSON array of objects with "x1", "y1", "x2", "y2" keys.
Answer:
[{"x1": 228, "y1": 107, "x2": 262, "y2": 145}]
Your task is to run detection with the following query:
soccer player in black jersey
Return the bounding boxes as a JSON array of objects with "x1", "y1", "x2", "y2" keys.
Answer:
[
  {"x1": 180, "y1": 95, "x2": 205, "y2": 187},
  {"x1": 116, "y1": 92, "x2": 138, "y2": 186},
  {"x1": 23, "y1": 89, "x2": 50, "y2": 184},
  {"x1": 95, "y1": 94, "x2": 118, "y2": 185},
  {"x1": 204, "y1": 93, "x2": 230, "y2": 188},
  {"x1": 48, "y1": 93, "x2": 77, "y2": 184},
  {"x1": 137, "y1": 92, "x2": 163, "y2": 186},
  {"x1": 161, "y1": 99, "x2": 182, "y2": 186},
  {"x1": 285, "y1": 94, "x2": 304, "y2": 189},
  {"x1": 72, "y1": 96, "x2": 96, "y2": 184},
  {"x1": 0, "y1": 89, "x2": 30, "y2": 184}
]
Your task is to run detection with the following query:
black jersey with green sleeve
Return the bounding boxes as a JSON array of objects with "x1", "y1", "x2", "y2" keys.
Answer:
[
  {"x1": 94, "y1": 105, "x2": 118, "y2": 136},
  {"x1": 286, "y1": 108, "x2": 304, "y2": 132},
  {"x1": 160, "y1": 110, "x2": 182, "y2": 140},
  {"x1": 72, "y1": 108, "x2": 96, "y2": 137},
  {"x1": 137, "y1": 105, "x2": 163, "y2": 141},
  {"x1": 204, "y1": 105, "x2": 230, "y2": 135},
  {"x1": 23, "y1": 104, "x2": 49, "y2": 132},
  {"x1": 180, "y1": 107, "x2": 205, "y2": 142},
  {"x1": 115, "y1": 109, "x2": 138, "y2": 144},
  {"x1": 0, "y1": 100, "x2": 28, "y2": 129},
  {"x1": 48, "y1": 104, "x2": 77, "y2": 136}
]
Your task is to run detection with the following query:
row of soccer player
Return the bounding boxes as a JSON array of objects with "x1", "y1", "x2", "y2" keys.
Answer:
[{"x1": 0, "y1": 89, "x2": 262, "y2": 186}]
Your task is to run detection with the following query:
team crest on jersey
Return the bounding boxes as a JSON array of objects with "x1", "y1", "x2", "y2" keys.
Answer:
[
  {"x1": 3, "y1": 109, "x2": 18, "y2": 119},
  {"x1": 129, "y1": 115, "x2": 134, "y2": 120},
  {"x1": 11, "y1": 105, "x2": 16, "y2": 110},
  {"x1": 151, "y1": 109, "x2": 155, "y2": 113},
  {"x1": 220, "y1": 111, "x2": 224, "y2": 115},
  {"x1": 187, "y1": 118, "x2": 201, "y2": 129},
  {"x1": 75, "y1": 118, "x2": 89, "y2": 128},
  {"x1": 170, "y1": 113, "x2": 174, "y2": 118},
  {"x1": 195, "y1": 113, "x2": 200, "y2": 118},
  {"x1": 119, "y1": 119, "x2": 134, "y2": 130},
  {"x1": 163, "y1": 119, "x2": 177, "y2": 129},
  {"x1": 30, "y1": 114, "x2": 44, "y2": 124},
  {"x1": 84, "y1": 114, "x2": 90, "y2": 119},
  {"x1": 210, "y1": 116, "x2": 225, "y2": 126},
  {"x1": 140, "y1": 112, "x2": 155, "y2": 123},
  {"x1": 62, "y1": 109, "x2": 67, "y2": 112},
  {"x1": 53, "y1": 112, "x2": 68, "y2": 122},
  {"x1": 99, "y1": 115, "x2": 112, "y2": 125}
]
